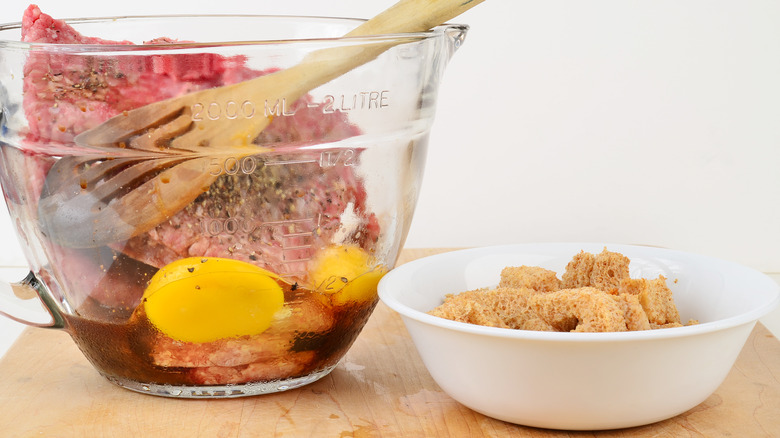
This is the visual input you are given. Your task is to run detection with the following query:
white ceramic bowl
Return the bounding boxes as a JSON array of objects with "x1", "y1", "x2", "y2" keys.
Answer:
[{"x1": 377, "y1": 243, "x2": 780, "y2": 430}]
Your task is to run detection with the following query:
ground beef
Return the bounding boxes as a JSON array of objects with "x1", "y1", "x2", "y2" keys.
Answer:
[
  {"x1": 16, "y1": 6, "x2": 383, "y2": 387},
  {"x1": 21, "y1": 4, "x2": 258, "y2": 145},
  {"x1": 21, "y1": 5, "x2": 378, "y2": 282}
]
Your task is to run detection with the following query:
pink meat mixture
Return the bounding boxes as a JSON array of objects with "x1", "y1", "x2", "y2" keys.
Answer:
[
  {"x1": 20, "y1": 5, "x2": 379, "y2": 304},
  {"x1": 16, "y1": 5, "x2": 382, "y2": 385},
  {"x1": 21, "y1": 4, "x2": 263, "y2": 145}
]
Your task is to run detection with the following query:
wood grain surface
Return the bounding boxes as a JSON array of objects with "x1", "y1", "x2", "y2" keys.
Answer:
[{"x1": 1, "y1": 248, "x2": 779, "y2": 437}]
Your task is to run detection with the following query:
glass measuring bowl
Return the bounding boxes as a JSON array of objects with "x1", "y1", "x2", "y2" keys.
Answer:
[{"x1": 0, "y1": 11, "x2": 467, "y2": 397}]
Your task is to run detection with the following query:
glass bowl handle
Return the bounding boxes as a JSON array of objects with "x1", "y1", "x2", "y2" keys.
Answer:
[{"x1": 0, "y1": 271, "x2": 65, "y2": 328}]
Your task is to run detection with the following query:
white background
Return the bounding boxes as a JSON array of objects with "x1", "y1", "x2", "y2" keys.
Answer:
[{"x1": 1, "y1": 0, "x2": 780, "y2": 354}]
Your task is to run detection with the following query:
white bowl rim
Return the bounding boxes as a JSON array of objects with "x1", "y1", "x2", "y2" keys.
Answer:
[{"x1": 379, "y1": 243, "x2": 780, "y2": 343}]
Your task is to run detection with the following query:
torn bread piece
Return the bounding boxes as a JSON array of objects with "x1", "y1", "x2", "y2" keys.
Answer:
[
  {"x1": 561, "y1": 248, "x2": 631, "y2": 294},
  {"x1": 528, "y1": 287, "x2": 628, "y2": 333},
  {"x1": 499, "y1": 266, "x2": 561, "y2": 292},
  {"x1": 429, "y1": 287, "x2": 555, "y2": 331},
  {"x1": 610, "y1": 293, "x2": 651, "y2": 331},
  {"x1": 428, "y1": 288, "x2": 508, "y2": 328},
  {"x1": 619, "y1": 277, "x2": 681, "y2": 326},
  {"x1": 561, "y1": 250, "x2": 595, "y2": 289},
  {"x1": 590, "y1": 249, "x2": 631, "y2": 294}
]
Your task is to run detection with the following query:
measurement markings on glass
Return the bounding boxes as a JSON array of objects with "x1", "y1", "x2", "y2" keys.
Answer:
[
  {"x1": 209, "y1": 149, "x2": 355, "y2": 176},
  {"x1": 263, "y1": 149, "x2": 356, "y2": 169},
  {"x1": 277, "y1": 214, "x2": 322, "y2": 276},
  {"x1": 205, "y1": 152, "x2": 356, "y2": 276},
  {"x1": 264, "y1": 158, "x2": 319, "y2": 166}
]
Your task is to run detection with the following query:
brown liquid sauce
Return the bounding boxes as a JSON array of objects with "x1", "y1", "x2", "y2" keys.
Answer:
[{"x1": 63, "y1": 280, "x2": 377, "y2": 386}]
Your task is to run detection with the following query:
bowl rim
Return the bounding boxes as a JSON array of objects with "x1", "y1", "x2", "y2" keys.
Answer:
[
  {"x1": 378, "y1": 243, "x2": 780, "y2": 343},
  {"x1": 0, "y1": 14, "x2": 468, "y2": 49}
]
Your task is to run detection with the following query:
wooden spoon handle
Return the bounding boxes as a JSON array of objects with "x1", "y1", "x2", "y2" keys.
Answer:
[
  {"x1": 348, "y1": 0, "x2": 484, "y2": 36},
  {"x1": 62, "y1": 0, "x2": 486, "y2": 247},
  {"x1": 76, "y1": 0, "x2": 484, "y2": 150},
  {"x1": 217, "y1": 0, "x2": 482, "y2": 146}
]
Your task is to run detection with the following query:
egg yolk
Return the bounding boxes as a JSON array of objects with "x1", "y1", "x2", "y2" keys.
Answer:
[
  {"x1": 142, "y1": 257, "x2": 285, "y2": 343},
  {"x1": 308, "y1": 245, "x2": 387, "y2": 305}
]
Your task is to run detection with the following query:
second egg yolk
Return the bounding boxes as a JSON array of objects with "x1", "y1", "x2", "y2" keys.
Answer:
[{"x1": 308, "y1": 245, "x2": 387, "y2": 306}]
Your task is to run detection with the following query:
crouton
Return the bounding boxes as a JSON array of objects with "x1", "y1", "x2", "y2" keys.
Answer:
[
  {"x1": 619, "y1": 276, "x2": 681, "y2": 326},
  {"x1": 428, "y1": 288, "x2": 508, "y2": 328},
  {"x1": 427, "y1": 248, "x2": 693, "y2": 334},
  {"x1": 528, "y1": 287, "x2": 628, "y2": 333},
  {"x1": 561, "y1": 250, "x2": 595, "y2": 289},
  {"x1": 610, "y1": 293, "x2": 651, "y2": 331},
  {"x1": 429, "y1": 287, "x2": 555, "y2": 331},
  {"x1": 499, "y1": 265, "x2": 561, "y2": 292},
  {"x1": 590, "y1": 248, "x2": 631, "y2": 294}
]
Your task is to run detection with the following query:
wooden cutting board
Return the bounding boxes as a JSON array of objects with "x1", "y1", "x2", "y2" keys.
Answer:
[{"x1": 1, "y1": 248, "x2": 779, "y2": 437}]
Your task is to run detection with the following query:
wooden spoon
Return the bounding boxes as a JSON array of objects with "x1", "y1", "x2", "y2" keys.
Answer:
[
  {"x1": 75, "y1": 0, "x2": 484, "y2": 150},
  {"x1": 40, "y1": 0, "x2": 484, "y2": 248}
]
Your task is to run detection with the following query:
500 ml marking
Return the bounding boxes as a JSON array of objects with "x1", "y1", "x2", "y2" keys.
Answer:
[
  {"x1": 208, "y1": 155, "x2": 259, "y2": 176},
  {"x1": 208, "y1": 149, "x2": 356, "y2": 176}
]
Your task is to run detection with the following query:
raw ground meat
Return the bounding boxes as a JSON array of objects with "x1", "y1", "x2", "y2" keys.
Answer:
[
  {"x1": 111, "y1": 96, "x2": 379, "y2": 279},
  {"x1": 21, "y1": 4, "x2": 258, "y2": 145},
  {"x1": 14, "y1": 6, "x2": 382, "y2": 386},
  {"x1": 21, "y1": 4, "x2": 378, "y2": 281},
  {"x1": 147, "y1": 298, "x2": 334, "y2": 368}
]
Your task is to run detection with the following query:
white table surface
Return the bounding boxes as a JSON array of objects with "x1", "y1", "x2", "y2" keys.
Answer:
[{"x1": 2, "y1": 270, "x2": 779, "y2": 359}]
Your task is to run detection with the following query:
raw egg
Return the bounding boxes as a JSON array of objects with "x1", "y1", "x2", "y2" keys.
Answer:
[
  {"x1": 308, "y1": 245, "x2": 387, "y2": 305},
  {"x1": 142, "y1": 257, "x2": 285, "y2": 343}
]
